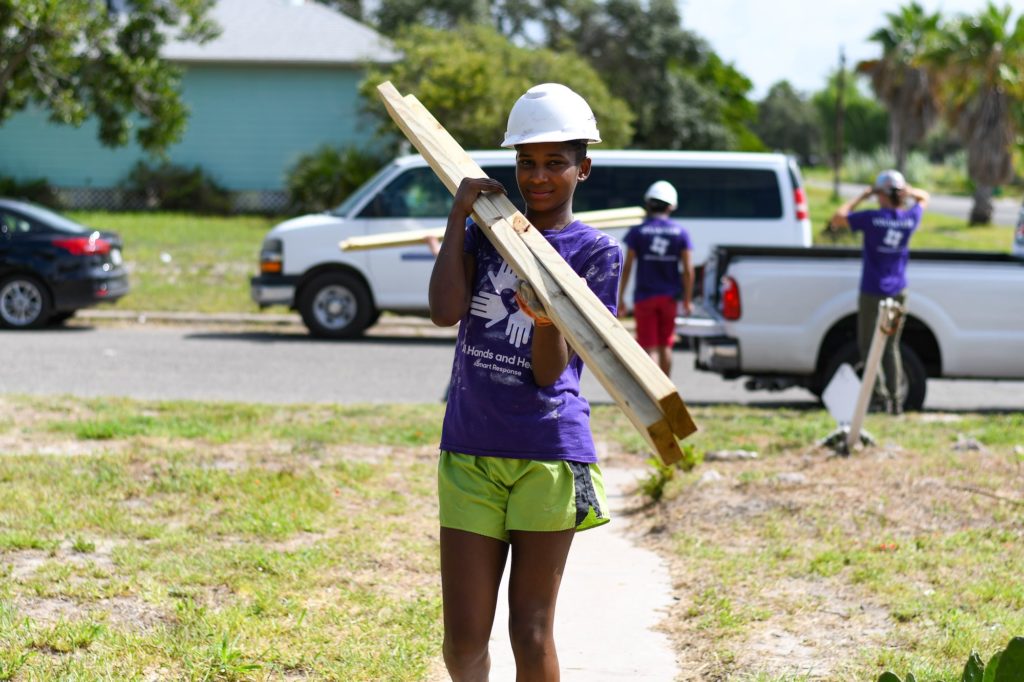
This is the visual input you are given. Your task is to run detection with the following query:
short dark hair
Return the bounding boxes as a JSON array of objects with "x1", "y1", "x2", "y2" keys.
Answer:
[
  {"x1": 564, "y1": 139, "x2": 589, "y2": 164},
  {"x1": 646, "y1": 198, "x2": 671, "y2": 214}
]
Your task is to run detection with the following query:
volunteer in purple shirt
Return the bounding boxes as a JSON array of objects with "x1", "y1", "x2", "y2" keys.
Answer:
[
  {"x1": 429, "y1": 83, "x2": 622, "y2": 681},
  {"x1": 617, "y1": 180, "x2": 693, "y2": 376},
  {"x1": 829, "y1": 169, "x2": 930, "y2": 414}
]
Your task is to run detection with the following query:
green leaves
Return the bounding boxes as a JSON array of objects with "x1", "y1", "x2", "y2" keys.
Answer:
[
  {"x1": 363, "y1": 23, "x2": 634, "y2": 149},
  {"x1": 0, "y1": 0, "x2": 218, "y2": 153},
  {"x1": 882, "y1": 638, "x2": 1024, "y2": 682}
]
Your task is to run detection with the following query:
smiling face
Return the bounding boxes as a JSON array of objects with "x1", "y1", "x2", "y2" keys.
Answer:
[{"x1": 515, "y1": 141, "x2": 592, "y2": 227}]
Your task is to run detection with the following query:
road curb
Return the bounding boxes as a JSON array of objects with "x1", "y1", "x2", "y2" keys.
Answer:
[{"x1": 77, "y1": 309, "x2": 437, "y2": 329}]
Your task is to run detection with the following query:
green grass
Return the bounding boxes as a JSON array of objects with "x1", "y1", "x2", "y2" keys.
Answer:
[
  {"x1": 68, "y1": 211, "x2": 275, "y2": 315},
  {"x1": 1, "y1": 396, "x2": 1021, "y2": 679}
]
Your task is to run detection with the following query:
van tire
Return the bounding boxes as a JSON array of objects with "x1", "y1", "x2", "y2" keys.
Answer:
[
  {"x1": 298, "y1": 272, "x2": 373, "y2": 339},
  {"x1": 819, "y1": 339, "x2": 926, "y2": 412}
]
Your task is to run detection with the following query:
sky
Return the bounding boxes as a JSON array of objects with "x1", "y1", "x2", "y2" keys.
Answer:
[{"x1": 679, "y1": 0, "x2": 1000, "y2": 99}]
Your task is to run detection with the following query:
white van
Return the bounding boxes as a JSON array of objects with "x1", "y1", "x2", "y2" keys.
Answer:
[{"x1": 250, "y1": 150, "x2": 812, "y2": 338}]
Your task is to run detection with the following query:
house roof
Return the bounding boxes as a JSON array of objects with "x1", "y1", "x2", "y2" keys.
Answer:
[{"x1": 162, "y1": 0, "x2": 400, "y2": 66}]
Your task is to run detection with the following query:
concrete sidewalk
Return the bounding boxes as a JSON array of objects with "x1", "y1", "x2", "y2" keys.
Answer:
[{"x1": 433, "y1": 467, "x2": 679, "y2": 682}]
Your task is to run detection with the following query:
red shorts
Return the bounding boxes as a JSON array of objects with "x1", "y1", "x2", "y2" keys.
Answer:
[{"x1": 634, "y1": 295, "x2": 677, "y2": 349}]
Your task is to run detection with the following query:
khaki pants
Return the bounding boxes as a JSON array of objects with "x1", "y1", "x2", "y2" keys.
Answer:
[{"x1": 857, "y1": 291, "x2": 907, "y2": 405}]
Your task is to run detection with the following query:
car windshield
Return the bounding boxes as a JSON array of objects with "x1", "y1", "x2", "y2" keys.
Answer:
[
  {"x1": 11, "y1": 202, "x2": 90, "y2": 234},
  {"x1": 328, "y1": 163, "x2": 396, "y2": 218}
]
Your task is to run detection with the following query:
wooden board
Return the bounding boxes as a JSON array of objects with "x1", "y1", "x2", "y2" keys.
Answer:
[
  {"x1": 377, "y1": 82, "x2": 696, "y2": 462},
  {"x1": 394, "y1": 87, "x2": 697, "y2": 441},
  {"x1": 339, "y1": 207, "x2": 645, "y2": 252}
]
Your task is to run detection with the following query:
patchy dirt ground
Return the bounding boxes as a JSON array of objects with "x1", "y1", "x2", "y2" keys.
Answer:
[{"x1": 616, "y1": 430, "x2": 1023, "y2": 681}]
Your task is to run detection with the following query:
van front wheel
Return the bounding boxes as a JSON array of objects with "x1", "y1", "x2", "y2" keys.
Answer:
[{"x1": 298, "y1": 272, "x2": 374, "y2": 339}]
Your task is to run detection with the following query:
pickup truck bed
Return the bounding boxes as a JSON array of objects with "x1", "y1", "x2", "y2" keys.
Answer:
[{"x1": 681, "y1": 245, "x2": 1024, "y2": 410}]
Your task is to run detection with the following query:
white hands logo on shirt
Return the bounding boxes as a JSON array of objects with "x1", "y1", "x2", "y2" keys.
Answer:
[
  {"x1": 650, "y1": 236, "x2": 670, "y2": 256},
  {"x1": 469, "y1": 290, "x2": 507, "y2": 328},
  {"x1": 469, "y1": 259, "x2": 536, "y2": 349},
  {"x1": 488, "y1": 261, "x2": 518, "y2": 293},
  {"x1": 505, "y1": 309, "x2": 533, "y2": 348}
]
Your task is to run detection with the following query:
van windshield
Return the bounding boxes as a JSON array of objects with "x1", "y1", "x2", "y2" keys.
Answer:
[
  {"x1": 328, "y1": 162, "x2": 396, "y2": 218},
  {"x1": 576, "y1": 166, "x2": 783, "y2": 219}
]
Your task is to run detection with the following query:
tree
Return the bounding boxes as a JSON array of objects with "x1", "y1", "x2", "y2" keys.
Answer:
[
  {"x1": 537, "y1": 0, "x2": 760, "y2": 150},
  {"x1": 857, "y1": 2, "x2": 942, "y2": 173},
  {"x1": 813, "y1": 70, "x2": 890, "y2": 160},
  {"x1": 312, "y1": 0, "x2": 363, "y2": 21},
  {"x1": 925, "y1": 3, "x2": 1024, "y2": 225},
  {"x1": 0, "y1": 0, "x2": 219, "y2": 153},
  {"x1": 361, "y1": 23, "x2": 634, "y2": 149},
  {"x1": 755, "y1": 81, "x2": 823, "y2": 165},
  {"x1": 366, "y1": 0, "x2": 761, "y2": 151}
]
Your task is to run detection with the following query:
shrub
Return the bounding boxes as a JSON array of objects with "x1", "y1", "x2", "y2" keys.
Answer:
[
  {"x1": 0, "y1": 175, "x2": 59, "y2": 207},
  {"x1": 286, "y1": 145, "x2": 385, "y2": 214},
  {"x1": 122, "y1": 161, "x2": 232, "y2": 214},
  {"x1": 841, "y1": 147, "x2": 970, "y2": 195}
]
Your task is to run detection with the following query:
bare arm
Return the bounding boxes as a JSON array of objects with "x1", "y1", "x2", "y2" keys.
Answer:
[
  {"x1": 680, "y1": 249, "x2": 694, "y2": 315},
  {"x1": 428, "y1": 177, "x2": 506, "y2": 327},
  {"x1": 617, "y1": 248, "x2": 635, "y2": 319},
  {"x1": 529, "y1": 323, "x2": 571, "y2": 387},
  {"x1": 906, "y1": 185, "x2": 930, "y2": 210},
  {"x1": 829, "y1": 187, "x2": 874, "y2": 231}
]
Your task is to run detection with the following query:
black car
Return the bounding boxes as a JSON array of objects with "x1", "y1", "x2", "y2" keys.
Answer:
[{"x1": 0, "y1": 199, "x2": 129, "y2": 329}]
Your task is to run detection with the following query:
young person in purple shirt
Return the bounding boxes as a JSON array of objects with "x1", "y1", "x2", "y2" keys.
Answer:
[
  {"x1": 617, "y1": 180, "x2": 693, "y2": 376},
  {"x1": 428, "y1": 83, "x2": 622, "y2": 681},
  {"x1": 829, "y1": 169, "x2": 930, "y2": 414}
]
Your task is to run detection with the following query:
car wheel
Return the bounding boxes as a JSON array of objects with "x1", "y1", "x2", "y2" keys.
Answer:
[
  {"x1": 0, "y1": 275, "x2": 52, "y2": 329},
  {"x1": 298, "y1": 272, "x2": 373, "y2": 339},
  {"x1": 819, "y1": 340, "x2": 926, "y2": 412}
]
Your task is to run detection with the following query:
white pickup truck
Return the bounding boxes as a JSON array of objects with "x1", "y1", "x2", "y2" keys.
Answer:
[{"x1": 681, "y1": 245, "x2": 1024, "y2": 410}]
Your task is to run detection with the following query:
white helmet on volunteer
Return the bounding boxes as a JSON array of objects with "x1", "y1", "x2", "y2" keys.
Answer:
[
  {"x1": 874, "y1": 169, "x2": 907, "y2": 192},
  {"x1": 501, "y1": 83, "x2": 601, "y2": 148},
  {"x1": 644, "y1": 180, "x2": 678, "y2": 207}
]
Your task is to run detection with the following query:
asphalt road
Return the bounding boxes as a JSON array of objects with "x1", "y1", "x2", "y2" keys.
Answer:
[{"x1": 4, "y1": 318, "x2": 1023, "y2": 412}]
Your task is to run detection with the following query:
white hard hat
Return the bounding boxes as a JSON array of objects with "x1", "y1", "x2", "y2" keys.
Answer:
[
  {"x1": 874, "y1": 169, "x2": 906, "y2": 192},
  {"x1": 501, "y1": 83, "x2": 602, "y2": 148},
  {"x1": 644, "y1": 180, "x2": 678, "y2": 206}
]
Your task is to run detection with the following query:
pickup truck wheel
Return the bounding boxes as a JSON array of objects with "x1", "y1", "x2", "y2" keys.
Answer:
[
  {"x1": 298, "y1": 272, "x2": 373, "y2": 339},
  {"x1": 0, "y1": 275, "x2": 52, "y2": 329},
  {"x1": 820, "y1": 340, "x2": 926, "y2": 412}
]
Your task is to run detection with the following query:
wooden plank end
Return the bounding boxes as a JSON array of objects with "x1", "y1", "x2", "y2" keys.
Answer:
[{"x1": 660, "y1": 394, "x2": 699, "y2": 440}]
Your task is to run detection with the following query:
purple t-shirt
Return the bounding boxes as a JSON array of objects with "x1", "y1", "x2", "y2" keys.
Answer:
[
  {"x1": 848, "y1": 204, "x2": 923, "y2": 296},
  {"x1": 439, "y1": 220, "x2": 622, "y2": 463},
  {"x1": 623, "y1": 217, "x2": 693, "y2": 302}
]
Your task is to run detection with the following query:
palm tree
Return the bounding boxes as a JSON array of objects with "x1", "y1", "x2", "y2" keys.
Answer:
[
  {"x1": 925, "y1": 3, "x2": 1024, "y2": 225},
  {"x1": 858, "y1": 2, "x2": 942, "y2": 173}
]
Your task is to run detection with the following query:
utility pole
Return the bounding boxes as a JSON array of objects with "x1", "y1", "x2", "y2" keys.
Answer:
[{"x1": 833, "y1": 46, "x2": 846, "y2": 202}]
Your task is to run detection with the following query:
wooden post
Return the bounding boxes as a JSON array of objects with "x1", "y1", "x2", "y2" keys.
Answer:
[
  {"x1": 376, "y1": 82, "x2": 696, "y2": 464},
  {"x1": 339, "y1": 207, "x2": 646, "y2": 252}
]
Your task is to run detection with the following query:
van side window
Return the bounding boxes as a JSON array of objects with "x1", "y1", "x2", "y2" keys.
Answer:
[
  {"x1": 358, "y1": 167, "x2": 452, "y2": 218},
  {"x1": 357, "y1": 165, "x2": 524, "y2": 218},
  {"x1": 575, "y1": 167, "x2": 783, "y2": 219}
]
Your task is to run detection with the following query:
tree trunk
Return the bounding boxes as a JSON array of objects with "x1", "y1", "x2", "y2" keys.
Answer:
[
  {"x1": 891, "y1": 119, "x2": 906, "y2": 173},
  {"x1": 969, "y1": 184, "x2": 994, "y2": 226}
]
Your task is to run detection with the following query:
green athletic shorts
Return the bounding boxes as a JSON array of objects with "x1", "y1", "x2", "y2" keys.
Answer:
[{"x1": 438, "y1": 450, "x2": 610, "y2": 543}]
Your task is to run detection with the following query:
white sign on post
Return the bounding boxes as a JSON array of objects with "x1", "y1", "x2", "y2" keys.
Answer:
[{"x1": 822, "y1": 363, "x2": 860, "y2": 425}]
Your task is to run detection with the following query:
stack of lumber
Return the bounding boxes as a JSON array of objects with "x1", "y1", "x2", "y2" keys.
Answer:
[
  {"x1": 369, "y1": 82, "x2": 696, "y2": 465},
  {"x1": 339, "y1": 206, "x2": 646, "y2": 252}
]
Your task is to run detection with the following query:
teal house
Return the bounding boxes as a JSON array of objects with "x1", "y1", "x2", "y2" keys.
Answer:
[{"x1": 0, "y1": 0, "x2": 398, "y2": 210}]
